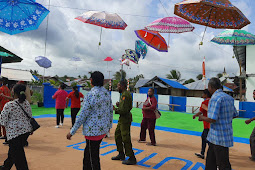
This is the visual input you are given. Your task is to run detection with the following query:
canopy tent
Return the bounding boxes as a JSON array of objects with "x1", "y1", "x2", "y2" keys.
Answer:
[
  {"x1": 0, "y1": 46, "x2": 23, "y2": 63},
  {"x1": 1, "y1": 67, "x2": 35, "y2": 82}
]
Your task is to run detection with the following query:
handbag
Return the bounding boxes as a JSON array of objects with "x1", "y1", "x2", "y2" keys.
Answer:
[
  {"x1": 148, "y1": 97, "x2": 161, "y2": 119},
  {"x1": 16, "y1": 101, "x2": 40, "y2": 132}
]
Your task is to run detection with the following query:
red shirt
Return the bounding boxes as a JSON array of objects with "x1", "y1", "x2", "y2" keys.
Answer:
[
  {"x1": 0, "y1": 85, "x2": 11, "y2": 111},
  {"x1": 142, "y1": 96, "x2": 157, "y2": 119},
  {"x1": 53, "y1": 90, "x2": 68, "y2": 109},
  {"x1": 200, "y1": 98, "x2": 210, "y2": 129},
  {"x1": 67, "y1": 92, "x2": 84, "y2": 108}
]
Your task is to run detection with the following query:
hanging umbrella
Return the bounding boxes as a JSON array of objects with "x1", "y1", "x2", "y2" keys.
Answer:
[
  {"x1": 0, "y1": 0, "x2": 49, "y2": 35},
  {"x1": 145, "y1": 16, "x2": 195, "y2": 47},
  {"x1": 211, "y1": 29, "x2": 255, "y2": 46},
  {"x1": 135, "y1": 40, "x2": 147, "y2": 59},
  {"x1": 145, "y1": 17, "x2": 194, "y2": 33},
  {"x1": 75, "y1": 11, "x2": 127, "y2": 46},
  {"x1": 35, "y1": 56, "x2": 52, "y2": 68},
  {"x1": 174, "y1": 0, "x2": 250, "y2": 44},
  {"x1": 35, "y1": 56, "x2": 51, "y2": 83},
  {"x1": 125, "y1": 49, "x2": 140, "y2": 64},
  {"x1": 134, "y1": 29, "x2": 168, "y2": 52},
  {"x1": 210, "y1": 29, "x2": 255, "y2": 102},
  {"x1": 104, "y1": 57, "x2": 113, "y2": 62},
  {"x1": 70, "y1": 57, "x2": 82, "y2": 61}
]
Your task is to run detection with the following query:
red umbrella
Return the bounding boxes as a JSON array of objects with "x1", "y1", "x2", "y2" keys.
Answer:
[
  {"x1": 104, "y1": 57, "x2": 113, "y2": 61},
  {"x1": 134, "y1": 29, "x2": 168, "y2": 52}
]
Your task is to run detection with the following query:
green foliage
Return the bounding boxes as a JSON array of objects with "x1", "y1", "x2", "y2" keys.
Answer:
[
  {"x1": 217, "y1": 73, "x2": 223, "y2": 78},
  {"x1": 113, "y1": 70, "x2": 126, "y2": 81},
  {"x1": 166, "y1": 69, "x2": 183, "y2": 82},
  {"x1": 196, "y1": 74, "x2": 203, "y2": 80},
  {"x1": 183, "y1": 78, "x2": 195, "y2": 85},
  {"x1": 30, "y1": 79, "x2": 43, "y2": 86},
  {"x1": 32, "y1": 92, "x2": 43, "y2": 103},
  {"x1": 49, "y1": 79, "x2": 60, "y2": 86},
  {"x1": 71, "y1": 82, "x2": 78, "y2": 87}
]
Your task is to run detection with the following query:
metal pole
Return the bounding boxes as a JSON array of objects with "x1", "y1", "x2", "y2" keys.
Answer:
[
  {"x1": 121, "y1": 64, "x2": 124, "y2": 80},
  {"x1": 43, "y1": 68, "x2": 45, "y2": 83},
  {"x1": 239, "y1": 60, "x2": 243, "y2": 101}
]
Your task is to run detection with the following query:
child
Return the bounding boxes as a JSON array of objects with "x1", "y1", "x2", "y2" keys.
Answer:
[{"x1": 193, "y1": 89, "x2": 211, "y2": 159}]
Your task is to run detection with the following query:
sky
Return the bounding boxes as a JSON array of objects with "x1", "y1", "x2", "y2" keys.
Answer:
[{"x1": 1, "y1": 0, "x2": 255, "y2": 81}]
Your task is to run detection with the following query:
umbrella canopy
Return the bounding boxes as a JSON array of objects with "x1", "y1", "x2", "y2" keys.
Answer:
[
  {"x1": 0, "y1": 46, "x2": 22, "y2": 63},
  {"x1": 0, "y1": 0, "x2": 49, "y2": 35},
  {"x1": 70, "y1": 57, "x2": 82, "y2": 61},
  {"x1": 145, "y1": 17, "x2": 195, "y2": 33},
  {"x1": 75, "y1": 11, "x2": 127, "y2": 30},
  {"x1": 135, "y1": 40, "x2": 147, "y2": 59},
  {"x1": 124, "y1": 49, "x2": 140, "y2": 64},
  {"x1": 174, "y1": 0, "x2": 250, "y2": 29},
  {"x1": 35, "y1": 56, "x2": 52, "y2": 69},
  {"x1": 211, "y1": 30, "x2": 255, "y2": 46},
  {"x1": 104, "y1": 57, "x2": 113, "y2": 61},
  {"x1": 135, "y1": 29, "x2": 168, "y2": 52}
]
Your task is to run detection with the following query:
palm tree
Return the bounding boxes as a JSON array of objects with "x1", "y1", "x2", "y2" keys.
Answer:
[
  {"x1": 83, "y1": 75, "x2": 88, "y2": 79},
  {"x1": 183, "y1": 78, "x2": 195, "y2": 85},
  {"x1": 196, "y1": 74, "x2": 203, "y2": 80},
  {"x1": 217, "y1": 73, "x2": 223, "y2": 78},
  {"x1": 113, "y1": 70, "x2": 126, "y2": 81},
  {"x1": 166, "y1": 70, "x2": 183, "y2": 82}
]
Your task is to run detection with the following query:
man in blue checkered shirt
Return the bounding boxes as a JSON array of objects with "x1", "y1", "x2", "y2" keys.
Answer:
[{"x1": 198, "y1": 78, "x2": 238, "y2": 170}]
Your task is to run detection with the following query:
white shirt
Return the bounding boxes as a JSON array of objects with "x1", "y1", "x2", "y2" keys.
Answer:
[{"x1": 0, "y1": 99, "x2": 33, "y2": 141}]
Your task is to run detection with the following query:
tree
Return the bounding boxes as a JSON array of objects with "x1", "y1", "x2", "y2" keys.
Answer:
[
  {"x1": 83, "y1": 75, "x2": 88, "y2": 79},
  {"x1": 183, "y1": 78, "x2": 195, "y2": 85},
  {"x1": 30, "y1": 70, "x2": 40, "y2": 76},
  {"x1": 166, "y1": 70, "x2": 183, "y2": 82},
  {"x1": 113, "y1": 70, "x2": 126, "y2": 81},
  {"x1": 196, "y1": 74, "x2": 203, "y2": 80},
  {"x1": 217, "y1": 73, "x2": 223, "y2": 78},
  {"x1": 78, "y1": 75, "x2": 81, "y2": 78}
]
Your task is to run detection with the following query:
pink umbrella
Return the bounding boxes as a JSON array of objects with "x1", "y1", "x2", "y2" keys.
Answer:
[
  {"x1": 145, "y1": 17, "x2": 194, "y2": 47},
  {"x1": 104, "y1": 57, "x2": 113, "y2": 62},
  {"x1": 145, "y1": 17, "x2": 194, "y2": 33},
  {"x1": 104, "y1": 57, "x2": 113, "y2": 78}
]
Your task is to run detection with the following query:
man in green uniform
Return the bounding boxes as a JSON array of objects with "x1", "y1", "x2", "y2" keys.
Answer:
[{"x1": 112, "y1": 80, "x2": 137, "y2": 165}]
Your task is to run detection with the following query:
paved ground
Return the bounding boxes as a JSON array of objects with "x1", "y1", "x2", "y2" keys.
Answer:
[{"x1": 0, "y1": 118, "x2": 254, "y2": 170}]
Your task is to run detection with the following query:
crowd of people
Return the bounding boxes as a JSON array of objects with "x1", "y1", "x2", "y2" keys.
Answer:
[{"x1": 0, "y1": 73, "x2": 254, "y2": 170}]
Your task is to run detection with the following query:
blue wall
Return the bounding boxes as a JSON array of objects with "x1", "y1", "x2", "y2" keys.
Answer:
[
  {"x1": 170, "y1": 96, "x2": 187, "y2": 112},
  {"x1": 43, "y1": 83, "x2": 72, "y2": 108},
  {"x1": 239, "y1": 102, "x2": 255, "y2": 118},
  {"x1": 139, "y1": 87, "x2": 157, "y2": 94}
]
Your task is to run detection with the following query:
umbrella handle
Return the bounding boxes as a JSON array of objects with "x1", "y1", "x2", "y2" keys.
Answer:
[{"x1": 99, "y1": 27, "x2": 102, "y2": 48}]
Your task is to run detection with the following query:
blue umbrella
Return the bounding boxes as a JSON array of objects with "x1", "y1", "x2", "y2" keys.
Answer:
[
  {"x1": 0, "y1": 0, "x2": 49, "y2": 35},
  {"x1": 35, "y1": 56, "x2": 52, "y2": 68}
]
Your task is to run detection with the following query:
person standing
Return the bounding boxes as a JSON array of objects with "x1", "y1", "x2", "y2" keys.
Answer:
[
  {"x1": 138, "y1": 88, "x2": 157, "y2": 146},
  {"x1": 112, "y1": 80, "x2": 137, "y2": 165},
  {"x1": 193, "y1": 89, "x2": 211, "y2": 159},
  {"x1": 0, "y1": 84, "x2": 33, "y2": 170},
  {"x1": 66, "y1": 86, "x2": 84, "y2": 127},
  {"x1": 67, "y1": 71, "x2": 113, "y2": 170},
  {"x1": 244, "y1": 89, "x2": 255, "y2": 161},
  {"x1": 52, "y1": 83, "x2": 68, "y2": 128},
  {"x1": 197, "y1": 78, "x2": 238, "y2": 170},
  {"x1": 0, "y1": 78, "x2": 11, "y2": 145}
]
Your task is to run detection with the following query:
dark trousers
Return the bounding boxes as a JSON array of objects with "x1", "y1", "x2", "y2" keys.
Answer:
[
  {"x1": 140, "y1": 118, "x2": 156, "y2": 145},
  {"x1": 205, "y1": 143, "x2": 231, "y2": 170},
  {"x1": 3, "y1": 133, "x2": 30, "y2": 170},
  {"x1": 83, "y1": 139, "x2": 102, "y2": 170},
  {"x1": 201, "y1": 129, "x2": 209, "y2": 155},
  {"x1": 71, "y1": 108, "x2": 80, "y2": 127},
  {"x1": 56, "y1": 109, "x2": 64, "y2": 125},
  {"x1": 115, "y1": 121, "x2": 135, "y2": 157},
  {"x1": 250, "y1": 127, "x2": 255, "y2": 159}
]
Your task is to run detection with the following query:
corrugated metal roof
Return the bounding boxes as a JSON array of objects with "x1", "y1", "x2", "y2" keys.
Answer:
[
  {"x1": 154, "y1": 81, "x2": 167, "y2": 88},
  {"x1": 1, "y1": 67, "x2": 35, "y2": 82},
  {"x1": 185, "y1": 79, "x2": 233, "y2": 92},
  {"x1": 134, "y1": 79, "x2": 149, "y2": 88},
  {"x1": 159, "y1": 77, "x2": 189, "y2": 90}
]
